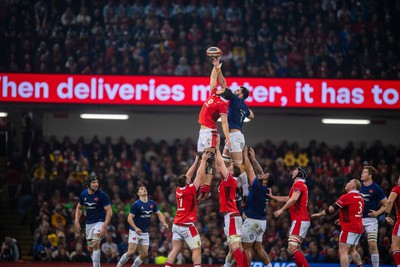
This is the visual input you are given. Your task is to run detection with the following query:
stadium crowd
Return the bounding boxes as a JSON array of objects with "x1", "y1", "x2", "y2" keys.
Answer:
[
  {"x1": 1, "y1": 0, "x2": 399, "y2": 79},
  {"x1": 3, "y1": 134, "x2": 400, "y2": 265}
]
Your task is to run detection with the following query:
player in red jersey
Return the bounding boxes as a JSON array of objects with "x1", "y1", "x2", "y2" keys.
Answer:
[
  {"x1": 214, "y1": 139, "x2": 248, "y2": 267},
  {"x1": 312, "y1": 179, "x2": 364, "y2": 267},
  {"x1": 268, "y1": 167, "x2": 310, "y2": 267},
  {"x1": 197, "y1": 56, "x2": 230, "y2": 201},
  {"x1": 385, "y1": 176, "x2": 400, "y2": 267},
  {"x1": 164, "y1": 152, "x2": 211, "y2": 267}
]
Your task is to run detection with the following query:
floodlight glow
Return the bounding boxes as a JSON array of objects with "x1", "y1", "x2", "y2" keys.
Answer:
[
  {"x1": 322, "y1": 118, "x2": 370, "y2": 125},
  {"x1": 80, "y1": 114, "x2": 129, "y2": 120}
]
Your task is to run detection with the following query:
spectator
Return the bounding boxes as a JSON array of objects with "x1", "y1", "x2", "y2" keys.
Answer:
[
  {"x1": 305, "y1": 241, "x2": 324, "y2": 263},
  {"x1": 70, "y1": 243, "x2": 90, "y2": 262},
  {"x1": 0, "y1": 237, "x2": 20, "y2": 262}
]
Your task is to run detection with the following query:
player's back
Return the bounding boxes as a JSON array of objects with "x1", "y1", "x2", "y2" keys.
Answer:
[
  {"x1": 174, "y1": 184, "x2": 197, "y2": 224},
  {"x1": 244, "y1": 178, "x2": 269, "y2": 220},
  {"x1": 218, "y1": 174, "x2": 239, "y2": 214},
  {"x1": 338, "y1": 192, "x2": 364, "y2": 234},
  {"x1": 228, "y1": 95, "x2": 250, "y2": 131}
]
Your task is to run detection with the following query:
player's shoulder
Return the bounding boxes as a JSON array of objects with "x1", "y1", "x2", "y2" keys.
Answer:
[
  {"x1": 97, "y1": 189, "x2": 110, "y2": 198},
  {"x1": 392, "y1": 185, "x2": 400, "y2": 194},
  {"x1": 148, "y1": 199, "x2": 157, "y2": 205},
  {"x1": 80, "y1": 189, "x2": 89, "y2": 197}
]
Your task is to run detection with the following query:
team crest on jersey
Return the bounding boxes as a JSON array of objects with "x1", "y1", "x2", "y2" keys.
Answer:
[
  {"x1": 369, "y1": 189, "x2": 373, "y2": 193},
  {"x1": 84, "y1": 197, "x2": 87, "y2": 201},
  {"x1": 94, "y1": 197, "x2": 98, "y2": 201},
  {"x1": 132, "y1": 237, "x2": 136, "y2": 240},
  {"x1": 141, "y1": 206, "x2": 144, "y2": 210},
  {"x1": 150, "y1": 205, "x2": 154, "y2": 209}
]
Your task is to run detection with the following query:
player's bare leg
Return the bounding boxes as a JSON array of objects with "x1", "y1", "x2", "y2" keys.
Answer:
[{"x1": 198, "y1": 147, "x2": 215, "y2": 202}]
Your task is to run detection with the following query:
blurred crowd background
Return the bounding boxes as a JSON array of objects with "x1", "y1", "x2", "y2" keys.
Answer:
[
  {"x1": 2, "y1": 133, "x2": 400, "y2": 264},
  {"x1": 1, "y1": 0, "x2": 400, "y2": 265},
  {"x1": 0, "y1": 0, "x2": 399, "y2": 79}
]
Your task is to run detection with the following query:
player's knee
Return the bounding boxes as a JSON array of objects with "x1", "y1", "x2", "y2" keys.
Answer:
[
  {"x1": 367, "y1": 232, "x2": 378, "y2": 243},
  {"x1": 227, "y1": 235, "x2": 241, "y2": 245},
  {"x1": 222, "y1": 153, "x2": 231, "y2": 163},
  {"x1": 287, "y1": 236, "x2": 301, "y2": 252},
  {"x1": 140, "y1": 250, "x2": 149, "y2": 258},
  {"x1": 232, "y1": 159, "x2": 243, "y2": 165}
]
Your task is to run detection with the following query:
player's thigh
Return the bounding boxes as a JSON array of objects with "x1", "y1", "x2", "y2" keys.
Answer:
[{"x1": 289, "y1": 220, "x2": 310, "y2": 239}]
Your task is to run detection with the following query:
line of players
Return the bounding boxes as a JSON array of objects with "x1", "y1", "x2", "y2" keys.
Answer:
[{"x1": 74, "y1": 57, "x2": 400, "y2": 267}]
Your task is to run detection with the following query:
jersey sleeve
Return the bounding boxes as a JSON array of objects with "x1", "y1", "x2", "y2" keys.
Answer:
[
  {"x1": 130, "y1": 202, "x2": 138, "y2": 215},
  {"x1": 336, "y1": 194, "x2": 349, "y2": 208},
  {"x1": 101, "y1": 192, "x2": 111, "y2": 207},
  {"x1": 392, "y1": 186, "x2": 400, "y2": 195},
  {"x1": 376, "y1": 186, "x2": 387, "y2": 201},
  {"x1": 79, "y1": 193, "x2": 84, "y2": 205},
  {"x1": 292, "y1": 182, "x2": 304, "y2": 194},
  {"x1": 152, "y1": 200, "x2": 159, "y2": 213}
]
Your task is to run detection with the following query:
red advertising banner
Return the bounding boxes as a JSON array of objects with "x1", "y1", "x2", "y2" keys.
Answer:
[{"x1": 0, "y1": 73, "x2": 399, "y2": 109}]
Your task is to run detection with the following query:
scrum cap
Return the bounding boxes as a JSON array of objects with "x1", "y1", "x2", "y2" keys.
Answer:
[
  {"x1": 86, "y1": 174, "x2": 98, "y2": 190},
  {"x1": 296, "y1": 167, "x2": 308, "y2": 179}
]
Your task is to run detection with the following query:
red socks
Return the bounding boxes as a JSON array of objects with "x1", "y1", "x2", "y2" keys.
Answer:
[
  {"x1": 241, "y1": 249, "x2": 249, "y2": 267},
  {"x1": 292, "y1": 249, "x2": 309, "y2": 267},
  {"x1": 394, "y1": 250, "x2": 400, "y2": 265},
  {"x1": 233, "y1": 248, "x2": 243, "y2": 267}
]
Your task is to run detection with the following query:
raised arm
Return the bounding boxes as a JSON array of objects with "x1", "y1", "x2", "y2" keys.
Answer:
[
  {"x1": 212, "y1": 57, "x2": 227, "y2": 93},
  {"x1": 193, "y1": 152, "x2": 211, "y2": 186},
  {"x1": 249, "y1": 147, "x2": 263, "y2": 177},
  {"x1": 243, "y1": 146, "x2": 256, "y2": 184},
  {"x1": 210, "y1": 58, "x2": 219, "y2": 90},
  {"x1": 185, "y1": 155, "x2": 200, "y2": 183},
  {"x1": 220, "y1": 114, "x2": 231, "y2": 148},
  {"x1": 215, "y1": 142, "x2": 229, "y2": 178}
]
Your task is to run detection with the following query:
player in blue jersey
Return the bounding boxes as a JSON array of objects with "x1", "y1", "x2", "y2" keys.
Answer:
[
  {"x1": 75, "y1": 174, "x2": 112, "y2": 267},
  {"x1": 360, "y1": 165, "x2": 388, "y2": 267},
  {"x1": 222, "y1": 146, "x2": 274, "y2": 267},
  {"x1": 241, "y1": 146, "x2": 274, "y2": 267},
  {"x1": 117, "y1": 184, "x2": 169, "y2": 267},
  {"x1": 217, "y1": 72, "x2": 254, "y2": 209}
]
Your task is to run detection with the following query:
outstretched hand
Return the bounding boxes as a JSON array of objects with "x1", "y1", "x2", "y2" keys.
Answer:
[
  {"x1": 213, "y1": 57, "x2": 221, "y2": 68},
  {"x1": 249, "y1": 147, "x2": 256, "y2": 160},
  {"x1": 311, "y1": 212, "x2": 323, "y2": 219}
]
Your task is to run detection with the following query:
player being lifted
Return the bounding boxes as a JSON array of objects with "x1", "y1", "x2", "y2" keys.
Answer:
[
  {"x1": 217, "y1": 73, "x2": 254, "y2": 210},
  {"x1": 197, "y1": 54, "x2": 230, "y2": 201}
]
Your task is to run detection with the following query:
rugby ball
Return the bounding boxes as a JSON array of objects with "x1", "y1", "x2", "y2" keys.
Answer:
[{"x1": 206, "y1": 47, "x2": 222, "y2": 57}]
